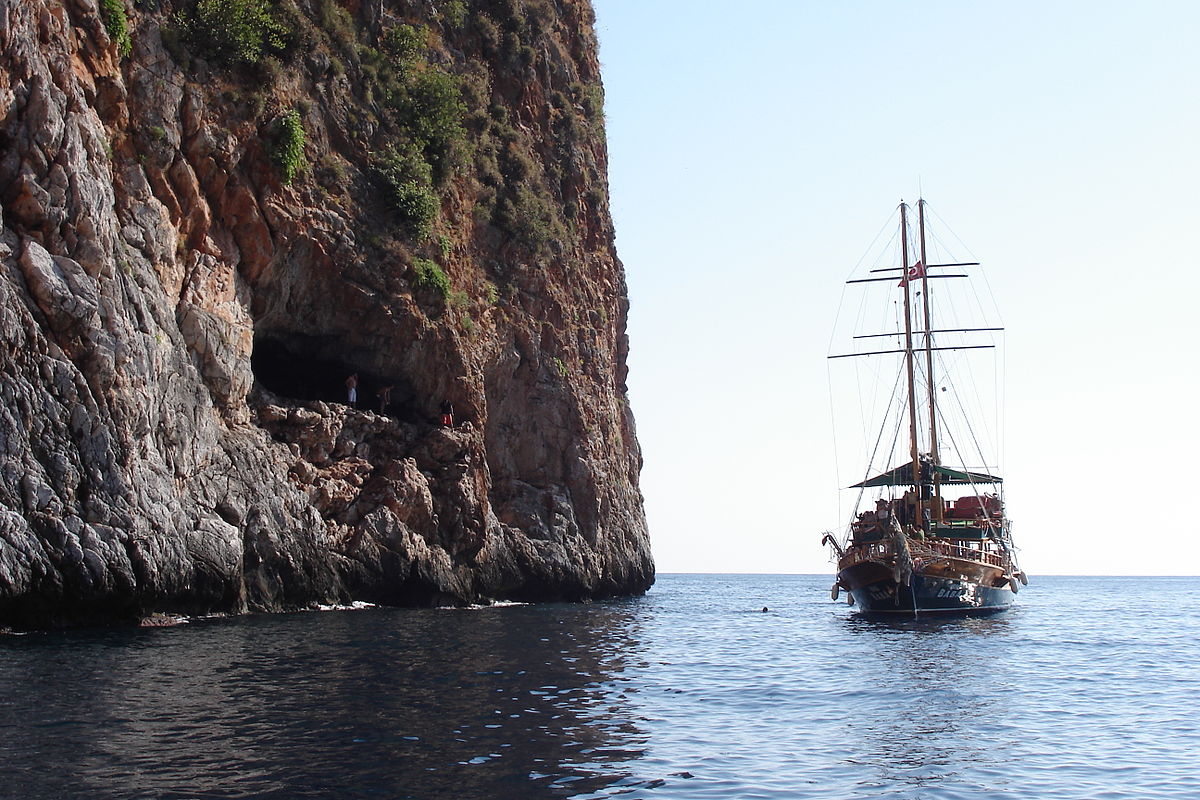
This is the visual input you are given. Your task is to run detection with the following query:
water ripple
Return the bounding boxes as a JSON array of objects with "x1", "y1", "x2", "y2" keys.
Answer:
[{"x1": 2, "y1": 576, "x2": 1199, "y2": 798}]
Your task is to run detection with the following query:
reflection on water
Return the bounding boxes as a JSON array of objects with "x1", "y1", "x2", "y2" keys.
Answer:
[
  {"x1": 4, "y1": 576, "x2": 1200, "y2": 800},
  {"x1": 838, "y1": 613, "x2": 1020, "y2": 796},
  {"x1": 0, "y1": 602, "x2": 653, "y2": 799}
]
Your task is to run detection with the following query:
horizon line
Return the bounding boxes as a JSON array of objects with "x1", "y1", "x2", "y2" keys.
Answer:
[{"x1": 651, "y1": 572, "x2": 1200, "y2": 578}]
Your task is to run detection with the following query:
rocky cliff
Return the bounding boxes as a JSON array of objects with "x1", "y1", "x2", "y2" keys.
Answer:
[{"x1": 0, "y1": 0, "x2": 652, "y2": 628}]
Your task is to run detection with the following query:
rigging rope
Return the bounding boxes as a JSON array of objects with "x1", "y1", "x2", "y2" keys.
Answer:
[
  {"x1": 826, "y1": 358, "x2": 843, "y2": 524},
  {"x1": 827, "y1": 208, "x2": 904, "y2": 541},
  {"x1": 843, "y1": 358, "x2": 907, "y2": 542},
  {"x1": 934, "y1": 348, "x2": 995, "y2": 472}
]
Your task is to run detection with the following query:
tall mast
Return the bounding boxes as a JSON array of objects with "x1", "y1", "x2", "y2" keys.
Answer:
[
  {"x1": 899, "y1": 203, "x2": 921, "y2": 490},
  {"x1": 918, "y1": 200, "x2": 941, "y2": 516}
]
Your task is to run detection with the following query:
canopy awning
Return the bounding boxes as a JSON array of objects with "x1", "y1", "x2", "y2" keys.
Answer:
[{"x1": 850, "y1": 463, "x2": 1003, "y2": 488}]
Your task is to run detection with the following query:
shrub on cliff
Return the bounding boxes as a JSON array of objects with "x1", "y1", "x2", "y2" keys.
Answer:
[
  {"x1": 382, "y1": 24, "x2": 424, "y2": 69},
  {"x1": 181, "y1": 0, "x2": 285, "y2": 66},
  {"x1": 572, "y1": 81, "x2": 605, "y2": 128},
  {"x1": 393, "y1": 69, "x2": 469, "y2": 184},
  {"x1": 100, "y1": 0, "x2": 132, "y2": 57},
  {"x1": 364, "y1": 24, "x2": 469, "y2": 188},
  {"x1": 481, "y1": 131, "x2": 566, "y2": 254},
  {"x1": 374, "y1": 143, "x2": 439, "y2": 240},
  {"x1": 411, "y1": 258, "x2": 451, "y2": 300},
  {"x1": 438, "y1": 0, "x2": 468, "y2": 29},
  {"x1": 270, "y1": 109, "x2": 306, "y2": 184},
  {"x1": 316, "y1": 0, "x2": 356, "y2": 56},
  {"x1": 390, "y1": 182, "x2": 439, "y2": 240},
  {"x1": 496, "y1": 185, "x2": 560, "y2": 252}
]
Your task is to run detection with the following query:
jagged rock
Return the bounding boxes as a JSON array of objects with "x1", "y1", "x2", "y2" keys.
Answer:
[{"x1": 0, "y1": 0, "x2": 652, "y2": 627}]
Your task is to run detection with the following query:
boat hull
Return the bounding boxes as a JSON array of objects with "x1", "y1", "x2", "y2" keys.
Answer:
[{"x1": 839, "y1": 562, "x2": 1016, "y2": 615}]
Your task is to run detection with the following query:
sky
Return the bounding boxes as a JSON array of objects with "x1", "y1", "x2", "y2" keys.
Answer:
[{"x1": 592, "y1": 0, "x2": 1200, "y2": 576}]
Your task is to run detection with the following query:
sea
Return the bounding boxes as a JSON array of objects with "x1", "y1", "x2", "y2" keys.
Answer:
[{"x1": 2, "y1": 574, "x2": 1198, "y2": 800}]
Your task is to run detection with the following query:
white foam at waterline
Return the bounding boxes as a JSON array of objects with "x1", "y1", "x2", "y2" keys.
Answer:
[
  {"x1": 437, "y1": 599, "x2": 530, "y2": 610},
  {"x1": 315, "y1": 601, "x2": 377, "y2": 612},
  {"x1": 139, "y1": 614, "x2": 190, "y2": 627}
]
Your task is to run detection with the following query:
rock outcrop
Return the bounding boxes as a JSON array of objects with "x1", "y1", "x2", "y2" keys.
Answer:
[{"x1": 0, "y1": 0, "x2": 652, "y2": 628}]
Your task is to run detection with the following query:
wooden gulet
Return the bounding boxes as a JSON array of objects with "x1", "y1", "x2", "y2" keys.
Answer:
[{"x1": 824, "y1": 199, "x2": 1026, "y2": 615}]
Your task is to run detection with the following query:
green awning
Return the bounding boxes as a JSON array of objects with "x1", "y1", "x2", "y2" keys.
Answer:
[{"x1": 850, "y1": 463, "x2": 1003, "y2": 488}]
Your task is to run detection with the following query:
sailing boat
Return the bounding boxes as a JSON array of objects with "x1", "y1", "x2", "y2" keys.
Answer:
[{"x1": 823, "y1": 199, "x2": 1026, "y2": 614}]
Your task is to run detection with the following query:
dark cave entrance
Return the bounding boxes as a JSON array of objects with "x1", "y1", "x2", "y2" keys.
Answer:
[{"x1": 250, "y1": 333, "x2": 422, "y2": 423}]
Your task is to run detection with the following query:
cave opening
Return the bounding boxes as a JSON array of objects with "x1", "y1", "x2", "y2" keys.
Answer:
[{"x1": 250, "y1": 333, "x2": 422, "y2": 423}]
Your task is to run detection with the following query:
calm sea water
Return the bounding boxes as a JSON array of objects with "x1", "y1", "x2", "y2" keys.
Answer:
[{"x1": 2, "y1": 575, "x2": 1199, "y2": 799}]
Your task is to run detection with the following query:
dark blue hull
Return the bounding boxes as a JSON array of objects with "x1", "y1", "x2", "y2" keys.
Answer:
[{"x1": 844, "y1": 570, "x2": 1016, "y2": 615}]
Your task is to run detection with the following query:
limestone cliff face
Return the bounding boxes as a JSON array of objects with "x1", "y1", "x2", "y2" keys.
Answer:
[{"x1": 0, "y1": 0, "x2": 652, "y2": 627}]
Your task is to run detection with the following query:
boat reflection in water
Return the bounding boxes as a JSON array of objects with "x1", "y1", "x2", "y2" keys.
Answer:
[{"x1": 838, "y1": 611, "x2": 1023, "y2": 791}]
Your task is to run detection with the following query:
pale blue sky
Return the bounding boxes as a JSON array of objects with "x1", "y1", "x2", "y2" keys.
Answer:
[{"x1": 594, "y1": 1, "x2": 1200, "y2": 575}]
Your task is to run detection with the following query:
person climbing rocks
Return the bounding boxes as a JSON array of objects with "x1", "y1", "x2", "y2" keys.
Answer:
[
  {"x1": 345, "y1": 373, "x2": 358, "y2": 408},
  {"x1": 377, "y1": 385, "x2": 393, "y2": 414},
  {"x1": 439, "y1": 399, "x2": 454, "y2": 427}
]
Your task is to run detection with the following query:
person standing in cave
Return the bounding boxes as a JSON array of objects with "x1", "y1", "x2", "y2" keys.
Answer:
[
  {"x1": 345, "y1": 373, "x2": 358, "y2": 408},
  {"x1": 377, "y1": 385, "x2": 393, "y2": 414},
  {"x1": 439, "y1": 399, "x2": 454, "y2": 427}
]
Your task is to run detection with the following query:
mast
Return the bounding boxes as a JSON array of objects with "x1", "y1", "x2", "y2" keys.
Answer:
[
  {"x1": 899, "y1": 203, "x2": 921, "y2": 493},
  {"x1": 917, "y1": 200, "x2": 941, "y2": 519}
]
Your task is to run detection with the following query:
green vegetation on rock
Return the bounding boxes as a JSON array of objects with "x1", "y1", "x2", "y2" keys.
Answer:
[
  {"x1": 271, "y1": 109, "x2": 306, "y2": 185},
  {"x1": 439, "y1": 0, "x2": 468, "y2": 29},
  {"x1": 381, "y1": 24, "x2": 424, "y2": 69},
  {"x1": 374, "y1": 143, "x2": 439, "y2": 240},
  {"x1": 356, "y1": 21, "x2": 470, "y2": 237},
  {"x1": 574, "y1": 81, "x2": 605, "y2": 128},
  {"x1": 181, "y1": 0, "x2": 285, "y2": 65},
  {"x1": 101, "y1": 0, "x2": 132, "y2": 57},
  {"x1": 412, "y1": 257, "x2": 451, "y2": 299},
  {"x1": 161, "y1": 0, "x2": 595, "y2": 260},
  {"x1": 396, "y1": 69, "x2": 468, "y2": 184}
]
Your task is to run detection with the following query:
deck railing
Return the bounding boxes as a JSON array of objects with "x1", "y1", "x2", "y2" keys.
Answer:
[
  {"x1": 913, "y1": 539, "x2": 1005, "y2": 569},
  {"x1": 840, "y1": 538, "x2": 1006, "y2": 570}
]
